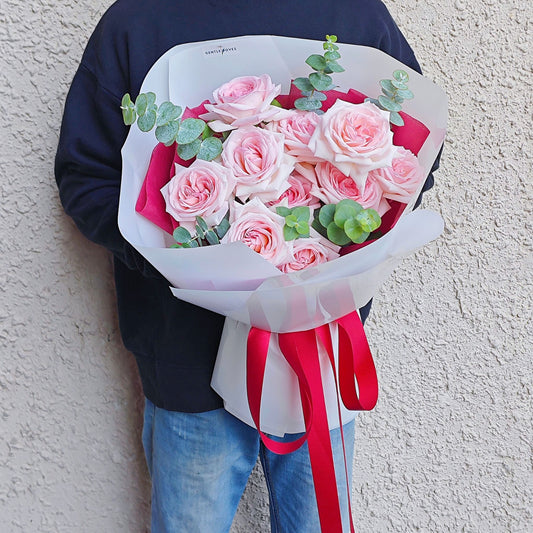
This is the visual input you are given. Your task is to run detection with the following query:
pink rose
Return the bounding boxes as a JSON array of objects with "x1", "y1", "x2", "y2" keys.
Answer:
[
  {"x1": 222, "y1": 198, "x2": 291, "y2": 266},
  {"x1": 221, "y1": 126, "x2": 295, "y2": 202},
  {"x1": 266, "y1": 165, "x2": 321, "y2": 211},
  {"x1": 160, "y1": 160, "x2": 235, "y2": 234},
  {"x1": 314, "y1": 162, "x2": 389, "y2": 216},
  {"x1": 279, "y1": 234, "x2": 340, "y2": 273},
  {"x1": 200, "y1": 75, "x2": 283, "y2": 132},
  {"x1": 308, "y1": 100, "x2": 395, "y2": 189},
  {"x1": 368, "y1": 146, "x2": 425, "y2": 203},
  {"x1": 264, "y1": 110, "x2": 321, "y2": 162}
]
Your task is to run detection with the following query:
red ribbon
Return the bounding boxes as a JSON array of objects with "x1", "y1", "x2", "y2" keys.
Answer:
[{"x1": 246, "y1": 311, "x2": 378, "y2": 533}]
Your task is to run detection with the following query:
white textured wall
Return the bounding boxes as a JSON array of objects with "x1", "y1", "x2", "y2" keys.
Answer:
[{"x1": 1, "y1": 1, "x2": 531, "y2": 532}]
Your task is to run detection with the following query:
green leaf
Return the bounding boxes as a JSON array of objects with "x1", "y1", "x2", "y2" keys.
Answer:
[
  {"x1": 188, "y1": 239, "x2": 199, "y2": 248},
  {"x1": 293, "y1": 77, "x2": 314, "y2": 92},
  {"x1": 137, "y1": 109, "x2": 157, "y2": 132},
  {"x1": 292, "y1": 206, "x2": 310, "y2": 222},
  {"x1": 326, "y1": 34, "x2": 338, "y2": 43},
  {"x1": 391, "y1": 79, "x2": 408, "y2": 90},
  {"x1": 327, "y1": 222, "x2": 351, "y2": 246},
  {"x1": 356, "y1": 209, "x2": 381, "y2": 233},
  {"x1": 344, "y1": 219, "x2": 369, "y2": 243},
  {"x1": 396, "y1": 88, "x2": 414, "y2": 100},
  {"x1": 215, "y1": 218, "x2": 230, "y2": 239},
  {"x1": 309, "y1": 91, "x2": 328, "y2": 101},
  {"x1": 176, "y1": 118, "x2": 205, "y2": 144},
  {"x1": 364, "y1": 97, "x2": 380, "y2": 107},
  {"x1": 334, "y1": 199, "x2": 363, "y2": 227},
  {"x1": 285, "y1": 214, "x2": 298, "y2": 228},
  {"x1": 324, "y1": 50, "x2": 341, "y2": 61},
  {"x1": 135, "y1": 93, "x2": 148, "y2": 116},
  {"x1": 276, "y1": 206, "x2": 292, "y2": 217},
  {"x1": 378, "y1": 95, "x2": 402, "y2": 112},
  {"x1": 389, "y1": 111, "x2": 404, "y2": 127},
  {"x1": 309, "y1": 72, "x2": 333, "y2": 91},
  {"x1": 393, "y1": 70, "x2": 409, "y2": 83},
  {"x1": 312, "y1": 217, "x2": 328, "y2": 238},
  {"x1": 318, "y1": 203, "x2": 336, "y2": 228},
  {"x1": 294, "y1": 97, "x2": 323, "y2": 111},
  {"x1": 155, "y1": 121, "x2": 180, "y2": 145},
  {"x1": 295, "y1": 221, "x2": 310, "y2": 236},
  {"x1": 325, "y1": 60, "x2": 345, "y2": 73},
  {"x1": 284, "y1": 225, "x2": 299, "y2": 241},
  {"x1": 157, "y1": 102, "x2": 182, "y2": 126},
  {"x1": 380, "y1": 80, "x2": 396, "y2": 94},
  {"x1": 173, "y1": 226, "x2": 192, "y2": 243},
  {"x1": 271, "y1": 98, "x2": 282, "y2": 108},
  {"x1": 205, "y1": 229, "x2": 219, "y2": 245},
  {"x1": 196, "y1": 216, "x2": 209, "y2": 233},
  {"x1": 122, "y1": 107, "x2": 136, "y2": 126},
  {"x1": 197, "y1": 137, "x2": 223, "y2": 161},
  {"x1": 177, "y1": 138, "x2": 202, "y2": 160},
  {"x1": 306, "y1": 54, "x2": 327, "y2": 71}
]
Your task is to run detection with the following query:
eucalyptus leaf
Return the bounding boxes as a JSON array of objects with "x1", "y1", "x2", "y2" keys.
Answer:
[
  {"x1": 393, "y1": 70, "x2": 409, "y2": 83},
  {"x1": 146, "y1": 92, "x2": 157, "y2": 106},
  {"x1": 389, "y1": 111, "x2": 404, "y2": 126},
  {"x1": 325, "y1": 60, "x2": 344, "y2": 73},
  {"x1": 296, "y1": 222, "x2": 310, "y2": 236},
  {"x1": 396, "y1": 88, "x2": 414, "y2": 100},
  {"x1": 286, "y1": 215, "x2": 298, "y2": 228},
  {"x1": 157, "y1": 102, "x2": 182, "y2": 126},
  {"x1": 324, "y1": 50, "x2": 341, "y2": 60},
  {"x1": 205, "y1": 230, "x2": 220, "y2": 245},
  {"x1": 294, "y1": 97, "x2": 323, "y2": 111},
  {"x1": 122, "y1": 107, "x2": 136, "y2": 126},
  {"x1": 215, "y1": 218, "x2": 230, "y2": 239},
  {"x1": 391, "y1": 79, "x2": 408, "y2": 90},
  {"x1": 380, "y1": 80, "x2": 396, "y2": 94},
  {"x1": 292, "y1": 206, "x2": 310, "y2": 221},
  {"x1": 173, "y1": 226, "x2": 192, "y2": 243},
  {"x1": 306, "y1": 54, "x2": 327, "y2": 71},
  {"x1": 196, "y1": 216, "x2": 209, "y2": 233},
  {"x1": 155, "y1": 121, "x2": 180, "y2": 145},
  {"x1": 197, "y1": 137, "x2": 223, "y2": 161},
  {"x1": 135, "y1": 94, "x2": 148, "y2": 116},
  {"x1": 344, "y1": 219, "x2": 369, "y2": 244},
  {"x1": 356, "y1": 209, "x2": 381, "y2": 232},
  {"x1": 176, "y1": 118, "x2": 205, "y2": 144},
  {"x1": 283, "y1": 226, "x2": 299, "y2": 241},
  {"x1": 378, "y1": 95, "x2": 402, "y2": 112},
  {"x1": 327, "y1": 222, "x2": 351, "y2": 246},
  {"x1": 137, "y1": 109, "x2": 157, "y2": 132},
  {"x1": 309, "y1": 72, "x2": 333, "y2": 91},
  {"x1": 318, "y1": 203, "x2": 336, "y2": 228},
  {"x1": 293, "y1": 77, "x2": 314, "y2": 93},
  {"x1": 177, "y1": 138, "x2": 202, "y2": 160},
  {"x1": 276, "y1": 206, "x2": 292, "y2": 217}
]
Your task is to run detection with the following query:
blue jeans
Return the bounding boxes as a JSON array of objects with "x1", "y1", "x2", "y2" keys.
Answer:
[{"x1": 142, "y1": 398, "x2": 355, "y2": 533}]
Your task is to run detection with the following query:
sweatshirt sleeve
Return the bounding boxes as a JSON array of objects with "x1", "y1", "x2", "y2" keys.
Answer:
[{"x1": 54, "y1": 38, "x2": 160, "y2": 278}]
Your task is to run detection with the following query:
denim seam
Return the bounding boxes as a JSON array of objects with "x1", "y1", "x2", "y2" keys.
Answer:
[{"x1": 259, "y1": 443, "x2": 281, "y2": 533}]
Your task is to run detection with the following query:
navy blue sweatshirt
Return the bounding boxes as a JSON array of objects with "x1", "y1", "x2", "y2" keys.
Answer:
[{"x1": 55, "y1": 0, "x2": 436, "y2": 412}]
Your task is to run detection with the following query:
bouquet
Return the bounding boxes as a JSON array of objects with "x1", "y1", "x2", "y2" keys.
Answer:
[{"x1": 118, "y1": 35, "x2": 447, "y2": 533}]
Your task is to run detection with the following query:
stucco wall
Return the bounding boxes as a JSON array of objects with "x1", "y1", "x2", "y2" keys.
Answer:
[{"x1": 0, "y1": 1, "x2": 531, "y2": 532}]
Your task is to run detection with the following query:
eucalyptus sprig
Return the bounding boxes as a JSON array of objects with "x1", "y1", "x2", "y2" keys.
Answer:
[
  {"x1": 121, "y1": 93, "x2": 223, "y2": 161},
  {"x1": 276, "y1": 206, "x2": 311, "y2": 241},
  {"x1": 365, "y1": 70, "x2": 414, "y2": 127},
  {"x1": 312, "y1": 199, "x2": 381, "y2": 245},
  {"x1": 170, "y1": 216, "x2": 230, "y2": 248},
  {"x1": 293, "y1": 35, "x2": 344, "y2": 112}
]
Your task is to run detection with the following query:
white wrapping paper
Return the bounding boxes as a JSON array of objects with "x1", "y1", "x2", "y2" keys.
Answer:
[{"x1": 119, "y1": 36, "x2": 447, "y2": 436}]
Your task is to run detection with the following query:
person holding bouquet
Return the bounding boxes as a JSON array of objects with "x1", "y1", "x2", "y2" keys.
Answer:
[{"x1": 55, "y1": 1, "x2": 437, "y2": 531}]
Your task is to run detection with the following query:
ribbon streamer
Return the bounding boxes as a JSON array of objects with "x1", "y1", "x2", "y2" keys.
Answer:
[{"x1": 246, "y1": 311, "x2": 378, "y2": 533}]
